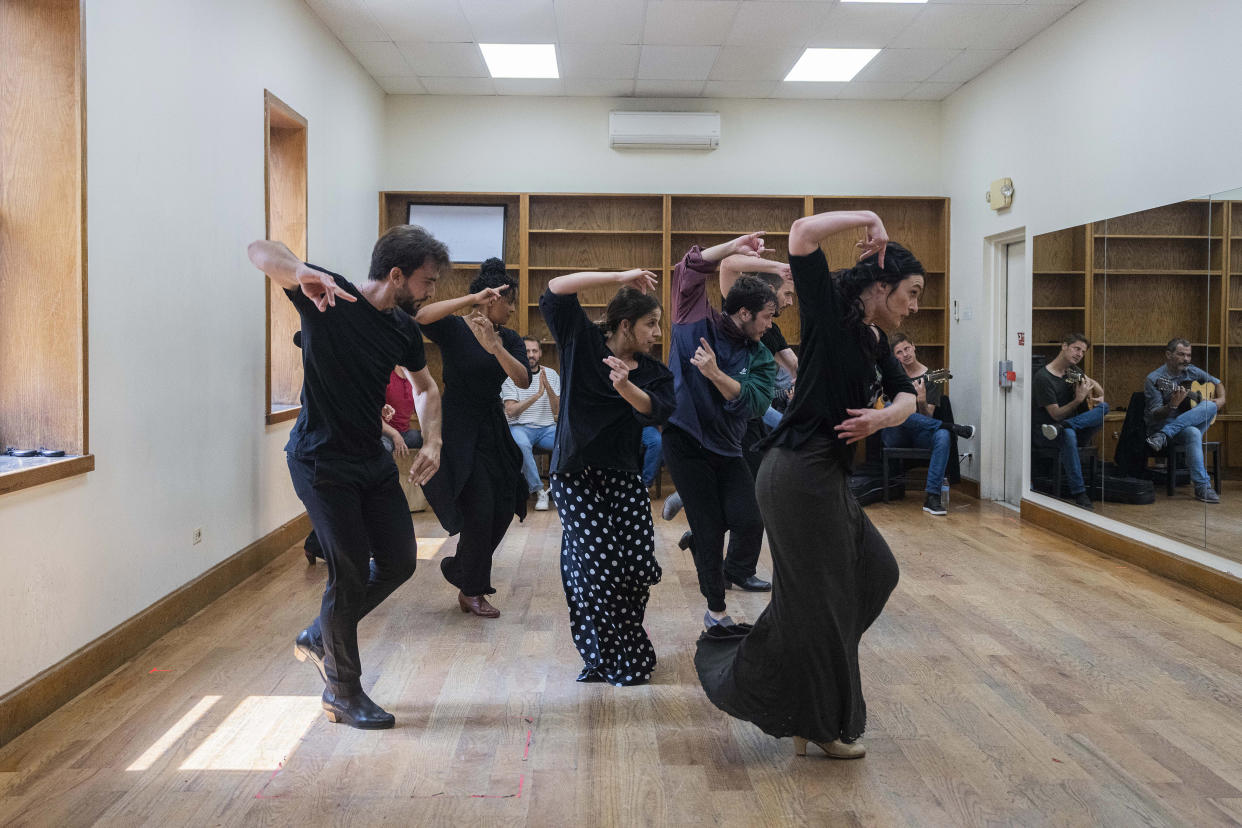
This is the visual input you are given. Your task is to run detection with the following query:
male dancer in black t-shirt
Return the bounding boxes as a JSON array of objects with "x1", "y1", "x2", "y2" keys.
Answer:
[
  {"x1": 1032, "y1": 332, "x2": 1106, "y2": 510},
  {"x1": 247, "y1": 226, "x2": 446, "y2": 729}
]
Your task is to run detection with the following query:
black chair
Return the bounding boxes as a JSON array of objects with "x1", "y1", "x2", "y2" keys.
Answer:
[
  {"x1": 1162, "y1": 440, "x2": 1221, "y2": 496},
  {"x1": 881, "y1": 446, "x2": 932, "y2": 502},
  {"x1": 1032, "y1": 440, "x2": 1099, "y2": 498}
]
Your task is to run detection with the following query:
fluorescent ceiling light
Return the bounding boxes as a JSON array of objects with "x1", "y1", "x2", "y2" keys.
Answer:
[
  {"x1": 784, "y1": 48, "x2": 880, "y2": 82},
  {"x1": 479, "y1": 44, "x2": 559, "y2": 79}
]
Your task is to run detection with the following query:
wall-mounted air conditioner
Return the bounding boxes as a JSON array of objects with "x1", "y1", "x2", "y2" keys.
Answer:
[{"x1": 608, "y1": 111, "x2": 720, "y2": 151}]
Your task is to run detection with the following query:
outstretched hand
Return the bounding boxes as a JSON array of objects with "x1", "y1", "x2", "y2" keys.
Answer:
[
  {"x1": 616, "y1": 269, "x2": 659, "y2": 294},
  {"x1": 472, "y1": 285, "x2": 510, "y2": 307},
  {"x1": 690, "y1": 337, "x2": 720, "y2": 378},
  {"x1": 297, "y1": 264, "x2": 357, "y2": 311},
  {"x1": 731, "y1": 232, "x2": 767, "y2": 258}
]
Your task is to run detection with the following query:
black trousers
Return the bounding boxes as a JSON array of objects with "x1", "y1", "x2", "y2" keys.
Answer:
[
  {"x1": 440, "y1": 459, "x2": 515, "y2": 597},
  {"x1": 287, "y1": 453, "x2": 417, "y2": 695},
  {"x1": 662, "y1": 425, "x2": 764, "y2": 612}
]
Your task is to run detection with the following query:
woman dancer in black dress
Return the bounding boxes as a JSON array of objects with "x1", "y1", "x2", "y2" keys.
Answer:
[
  {"x1": 417, "y1": 259, "x2": 531, "y2": 618},
  {"x1": 694, "y1": 210, "x2": 922, "y2": 758},
  {"x1": 540, "y1": 269, "x2": 675, "y2": 685}
]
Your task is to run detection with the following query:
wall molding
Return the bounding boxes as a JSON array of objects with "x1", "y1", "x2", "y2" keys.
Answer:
[
  {"x1": 1021, "y1": 498, "x2": 1242, "y2": 610},
  {"x1": 0, "y1": 512, "x2": 310, "y2": 748}
]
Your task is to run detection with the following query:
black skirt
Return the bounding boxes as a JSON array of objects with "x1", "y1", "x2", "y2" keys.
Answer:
[{"x1": 694, "y1": 435, "x2": 899, "y2": 742}]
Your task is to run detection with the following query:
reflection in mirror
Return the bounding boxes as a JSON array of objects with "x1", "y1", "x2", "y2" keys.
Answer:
[{"x1": 1033, "y1": 193, "x2": 1241, "y2": 562}]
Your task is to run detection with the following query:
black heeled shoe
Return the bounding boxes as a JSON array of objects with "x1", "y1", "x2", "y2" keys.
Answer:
[
  {"x1": 293, "y1": 628, "x2": 327, "y2": 684},
  {"x1": 321, "y1": 689, "x2": 395, "y2": 729}
]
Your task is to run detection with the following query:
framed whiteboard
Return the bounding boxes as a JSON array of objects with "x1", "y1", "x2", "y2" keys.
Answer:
[{"x1": 406, "y1": 203, "x2": 506, "y2": 264}]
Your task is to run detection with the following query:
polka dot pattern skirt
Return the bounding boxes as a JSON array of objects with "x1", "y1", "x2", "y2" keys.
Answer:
[{"x1": 551, "y1": 467, "x2": 662, "y2": 686}]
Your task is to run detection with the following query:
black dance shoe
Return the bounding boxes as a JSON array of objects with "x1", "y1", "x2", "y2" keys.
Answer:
[
  {"x1": 725, "y1": 574, "x2": 772, "y2": 591},
  {"x1": 294, "y1": 628, "x2": 328, "y2": 684},
  {"x1": 677, "y1": 530, "x2": 694, "y2": 551},
  {"x1": 321, "y1": 689, "x2": 395, "y2": 729}
]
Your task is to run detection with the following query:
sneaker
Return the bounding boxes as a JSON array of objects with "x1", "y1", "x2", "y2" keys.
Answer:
[
  {"x1": 661, "y1": 491, "x2": 683, "y2": 520},
  {"x1": 922, "y1": 493, "x2": 947, "y2": 516},
  {"x1": 1196, "y1": 485, "x2": 1221, "y2": 504},
  {"x1": 948, "y1": 423, "x2": 976, "y2": 440},
  {"x1": 535, "y1": 489, "x2": 550, "y2": 511},
  {"x1": 704, "y1": 611, "x2": 735, "y2": 630},
  {"x1": 1072, "y1": 491, "x2": 1094, "y2": 510},
  {"x1": 1041, "y1": 423, "x2": 1061, "y2": 441},
  {"x1": 1146, "y1": 431, "x2": 1168, "y2": 452}
]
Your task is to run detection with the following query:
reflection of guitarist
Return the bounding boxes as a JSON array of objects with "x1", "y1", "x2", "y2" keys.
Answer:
[{"x1": 1144, "y1": 338, "x2": 1225, "y2": 503}]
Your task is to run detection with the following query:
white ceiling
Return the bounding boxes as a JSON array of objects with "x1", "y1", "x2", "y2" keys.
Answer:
[{"x1": 306, "y1": 0, "x2": 1084, "y2": 101}]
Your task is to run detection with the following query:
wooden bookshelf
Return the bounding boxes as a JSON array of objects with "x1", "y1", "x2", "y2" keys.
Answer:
[
  {"x1": 1034, "y1": 199, "x2": 1240, "y2": 470},
  {"x1": 382, "y1": 191, "x2": 951, "y2": 391}
]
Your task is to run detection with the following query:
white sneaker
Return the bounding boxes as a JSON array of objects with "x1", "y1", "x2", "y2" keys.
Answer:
[{"x1": 535, "y1": 489, "x2": 550, "y2": 511}]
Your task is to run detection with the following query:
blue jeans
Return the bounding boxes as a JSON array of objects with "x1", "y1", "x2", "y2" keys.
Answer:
[
  {"x1": 881, "y1": 412, "x2": 951, "y2": 494},
  {"x1": 511, "y1": 424, "x2": 557, "y2": 493},
  {"x1": 641, "y1": 426, "x2": 663, "y2": 488},
  {"x1": 1041, "y1": 402, "x2": 1109, "y2": 494},
  {"x1": 1153, "y1": 400, "x2": 1217, "y2": 487},
  {"x1": 761, "y1": 405, "x2": 783, "y2": 429}
]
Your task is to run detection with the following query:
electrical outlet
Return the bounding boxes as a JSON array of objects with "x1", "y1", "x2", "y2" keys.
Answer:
[
  {"x1": 192, "y1": 527, "x2": 203, "y2": 545},
  {"x1": 959, "y1": 451, "x2": 974, "y2": 466}
]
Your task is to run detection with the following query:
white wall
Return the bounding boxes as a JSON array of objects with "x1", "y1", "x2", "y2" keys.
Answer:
[
  {"x1": 0, "y1": 0, "x2": 385, "y2": 695},
  {"x1": 384, "y1": 96, "x2": 942, "y2": 196},
  {"x1": 941, "y1": 0, "x2": 1242, "y2": 554}
]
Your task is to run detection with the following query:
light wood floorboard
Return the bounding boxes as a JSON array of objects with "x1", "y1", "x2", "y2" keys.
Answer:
[{"x1": 4, "y1": 495, "x2": 1242, "y2": 826}]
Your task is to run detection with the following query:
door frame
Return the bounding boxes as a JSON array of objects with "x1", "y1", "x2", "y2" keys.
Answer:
[{"x1": 981, "y1": 226, "x2": 1028, "y2": 503}]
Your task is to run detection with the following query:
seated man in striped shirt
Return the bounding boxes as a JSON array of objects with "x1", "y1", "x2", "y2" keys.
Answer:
[{"x1": 502, "y1": 336, "x2": 561, "y2": 511}]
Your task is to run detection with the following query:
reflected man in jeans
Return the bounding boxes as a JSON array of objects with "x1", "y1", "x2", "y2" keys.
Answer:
[
  {"x1": 1144, "y1": 338, "x2": 1226, "y2": 503},
  {"x1": 1032, "y1": 332, "x2": 1107, "y2": 511}
]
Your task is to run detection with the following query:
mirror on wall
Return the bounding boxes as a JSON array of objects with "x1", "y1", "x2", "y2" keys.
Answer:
[{"x1": 1031, "y1": 189, "x2": 1240, "y2": 560}]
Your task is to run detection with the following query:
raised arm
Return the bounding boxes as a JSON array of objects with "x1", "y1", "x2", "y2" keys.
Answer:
[
  {"x1": 247, "y1": 240, "x2": 355, "y2": 310},
  {"x1": 719, "y1": 253, "x2": 787, "y2": 297},
  {"x1": 548, "y1": 269, "x2": 658, "y2": 295},
  {"x1": 405, "y1": 366, "x2": 442, "y2": 485},
  {"x1": 788, "y1": 210, "x2": 888, "y2": 264},
  {"x1": 414, "y1": 285, "x2": 509, "y2": 325}
]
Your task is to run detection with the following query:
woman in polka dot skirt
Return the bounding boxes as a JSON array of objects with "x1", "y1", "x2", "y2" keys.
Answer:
[{"x1": 539, "y1": 269, "x2": 675, "y2": 685}]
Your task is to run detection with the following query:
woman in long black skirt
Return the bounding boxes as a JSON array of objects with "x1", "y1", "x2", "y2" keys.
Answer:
[
  {"x1": 540, "y1": 269, "x2": 675, "y2": 685},
  {"x1": 417, "y1": 259, "x2": 531, "y2": 618},
  {"x1": 694, "y1": 210, "x2": 923, "y2": 758}
]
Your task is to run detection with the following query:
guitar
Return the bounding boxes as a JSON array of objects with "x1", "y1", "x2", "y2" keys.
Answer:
[
  {"x1": 1061, "y1": 364, "x2": 1103, "y2": 409},
  {"x1": 872, "y1": 368, "x2": 952, "y2": 409},
  {"x1": 1154, "y1": 376, "x2": 1218, "y2": 426}
]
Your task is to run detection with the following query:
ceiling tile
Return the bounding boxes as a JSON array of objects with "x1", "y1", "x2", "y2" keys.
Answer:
[
  {"x1": 853, "y1": 48, "x2": 960, "y2": 83},
  {"x1": 395, "y1": 42, "x2": 488, "y2": 77},
  {"x1": 702, "y1": 80, "x2": 778, "y2": 99},
  {"x1": 725, "y1": 2, "x2": 831, "y2": 47},
  {"x1": 420, "y1": 76, "x2": 497, "y2": 95},
  {"x1": 494, "y1": 78, "x2": 566, "y2": 95},
  {"x1": 343, "y1": 41, "x2": 413, "y2": 77},
  {"x1": 888, "y1": 5, "x2": 1014, "y2": 50},
  {"x1": 708, "y1": 46, "x2": 802, "y2": 81},
  {"x1": 925, "y1": 49, "x2": 1008, "y2": 84},
  {"x1": 305, "y1": 0, "x2": 389, "y2": 42},
  {"x1": 771, "y1": 81, "x2": 849, "y2": 99},
  {"x1": 559, "y1": 44, "x2": 641, "y2": 79},
  {"x1": 808, "y1": 4, "x2": 925, "y2": 49},
  {"x1": 988, "y1": 4, "x2": 1080, "y2": 51},
  {"x1": 634, "y1": 79, "x2": 707, "y2": 97},
  {"x1": 904, "y1": 81, "x2": 963, "y2": 101},
  {"x1": 377, "y1": 75, "x2": 429, "y2": 94},
  {"x1": 555, "y1": 0, "x2": 646, "y2": 44},
  {"x1": 362, "y1": 0, "x2": 473, "y2": 42},
  {"x1": 637, "y1": 45, "x2": 720, "y2": 80},
  {"x1": 832, "y1": 81, "x2": 919, "y2": 100},
  {"x1": 563, "y1": 77, "x2": 637, "y2": 97},
  {"x1": 644, "y1": 1, "x2": 741, "y2": 46},
  {"x1": 458, "y1": 0, "x2": 559, "y2": 43}
]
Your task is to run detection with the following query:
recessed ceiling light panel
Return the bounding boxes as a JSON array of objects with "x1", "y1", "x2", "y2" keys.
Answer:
[
  {"x1": 784, "y1": 48, "x2": 881, "y2": 83},
  {"x1": 479, "y1": 43, "x2": 559, "y2": 79},
  {"x1": 840, "y1": 0, "x2": 928, "y2": 4}
]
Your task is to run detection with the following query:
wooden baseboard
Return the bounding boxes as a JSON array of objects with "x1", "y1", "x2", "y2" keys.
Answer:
[
  {"x1": 956, "y1": 478, "x2": 980, "y2": 499},
  {"x1": 0, "y1": 512, "x2": 311, "y2": 748},
  {"x1": 1020, "y1": 499, "x2": 1242, "y2": 610}
]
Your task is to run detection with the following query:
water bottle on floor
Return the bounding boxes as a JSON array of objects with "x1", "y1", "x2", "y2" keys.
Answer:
[{"x1": 941, "y1": 477, "x2": 950, "y2": 509}]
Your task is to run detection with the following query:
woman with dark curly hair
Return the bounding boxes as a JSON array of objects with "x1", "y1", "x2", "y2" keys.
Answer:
[
  {"x1": 694, "y1": 211, "x2": 922, "y2": 759},
  {"x1": 417, "y1": 258, "x2": 531, "y2": 618}
]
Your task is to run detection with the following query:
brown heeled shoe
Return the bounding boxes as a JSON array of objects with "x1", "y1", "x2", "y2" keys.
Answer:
[
  {"x1": 458, "y1": 591, "x2": 500, "y2": 618},
  {"x1": 793, "y1": 736, "x2": 866, "y2": 760}
]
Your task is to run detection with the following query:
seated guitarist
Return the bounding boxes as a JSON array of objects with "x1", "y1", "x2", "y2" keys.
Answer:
[
  {"x1": 1033, "y1": 332, "x2": 1107, "y2": 511},
  {"x1": 1144, "y1": 338, "x2": 1226, "y2": 503},
  {"x1": 882, "y1": 333, "x2": 976, "y2": 516}
]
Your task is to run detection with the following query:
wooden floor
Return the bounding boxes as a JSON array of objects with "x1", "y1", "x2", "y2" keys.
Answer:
[
  {"x1": 1096, "y1": 479, "x2": 1242, "y2": 563},
  {"x1": 5, "y1": 495, "x2": 1242, "y2": 826}
]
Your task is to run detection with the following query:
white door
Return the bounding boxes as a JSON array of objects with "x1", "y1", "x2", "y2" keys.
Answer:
[{"x1": 1002, "y1": 241, "x2": 1027, "y2": 506}]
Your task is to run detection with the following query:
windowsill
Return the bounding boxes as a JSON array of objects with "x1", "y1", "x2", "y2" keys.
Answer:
[
  {"x1": 0, "y1": 454, "x2": 95, "y2": 497},
  {"x1": 266, "y1": 405, "x2": 301, "y2": 426}
]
